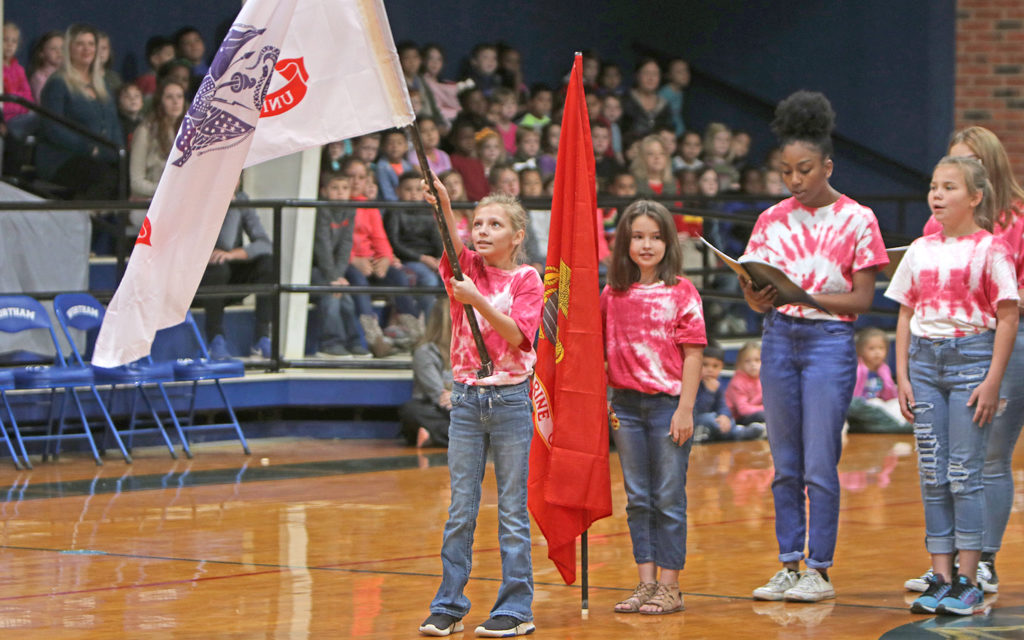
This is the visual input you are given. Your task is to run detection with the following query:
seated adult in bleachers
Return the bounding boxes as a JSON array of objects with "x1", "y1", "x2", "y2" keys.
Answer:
[
  {"x1": 196, "y1": 183, "x2": 275, "y2": 359},
  {"x1": 621, "y1": 58, "x2": 673, "y2": 140},
  {"x1": 28, "y1": 30, "x2": 62, "y2": 100},
  {"x1": 128, "y1": 79, "x2": 185, "y2": 230},
  {"x1": 36, "y1": 24, "x2": 122, "y2": 201}
]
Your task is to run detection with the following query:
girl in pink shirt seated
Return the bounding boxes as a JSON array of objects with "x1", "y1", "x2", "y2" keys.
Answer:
[
  {"x1": 724, "y1": 342, "x2": 765, "y2": 426},
  {"x1": 418, "y1": 177, "x2": 542, "y2": 638},
  {"x1": 886, "y1": 156, "x2": 1018, "y2": 616},
  {"x1": 845, "y1": 328, "x2": 910, "y2": 434},
  {"x1": 603, "y1": 200, "x2": 706, "y2": 616}
]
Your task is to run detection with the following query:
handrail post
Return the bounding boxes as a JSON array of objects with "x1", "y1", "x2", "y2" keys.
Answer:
[{"x1": 271, "y1": 203, "x2": 283, "y2": 372}]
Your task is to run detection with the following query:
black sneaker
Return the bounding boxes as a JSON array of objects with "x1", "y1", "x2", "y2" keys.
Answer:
[
  {"x1": 419, "y1": 613, "x2": 463, "y2": 637},
  {"x1": 474, "y1": 615, "x2": 535, "y2": 637},
  {"x1": 347, "y1": 343, "x2": 371, "y2": 357}
]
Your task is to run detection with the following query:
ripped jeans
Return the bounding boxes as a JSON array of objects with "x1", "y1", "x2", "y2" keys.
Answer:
[{"x1": 909, "y1": 332, "x2": 994, "y2": 554}]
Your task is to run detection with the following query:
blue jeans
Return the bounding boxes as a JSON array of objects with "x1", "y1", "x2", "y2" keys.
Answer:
[
  {"x1": 344, "y1": 264, "x2": 417, "y2": 317},
  {"x1": 310, "y1": 266, "x2": 364, "y2": 350},
  {"x1": 402, "y1": 259, "x2": 442, "y2": 317},
  {"x1": 983, "y1": 323, "x2": 1024, "y2": 553},
  {"x1": 909, "y1": 332, "x2": 994, "y2": 554},
  {"x1": 760, "y1": 311, "x2": 856, "y2": 569},
  {"x1": 431, "y1": 381, "x2": 533, "y2": 622},
  {"x1": 610, "y1": 388, "x2": 691, "y2": 570}
]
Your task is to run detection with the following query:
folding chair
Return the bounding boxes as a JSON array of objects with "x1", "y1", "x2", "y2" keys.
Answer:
[
  {"x1": 0, "y1": 295, "x2": 130, "y2": 467},
  {"x1": 53, "y1": 293, "x2": 184, "y2": 459},
  {"x1": 0, "y1": 370, "x2": 25, "y2": 468},
  {"x1": 163, "y1": 312, "x2": 250, "y2": 457}
]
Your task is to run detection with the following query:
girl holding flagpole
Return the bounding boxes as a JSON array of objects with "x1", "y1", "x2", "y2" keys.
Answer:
[
  {"x1": 603, "y1": 199, "x2": 706, "y2": 615},
  {"x1": 418, "y1": 177, "x2": 542, "y2": 638}
]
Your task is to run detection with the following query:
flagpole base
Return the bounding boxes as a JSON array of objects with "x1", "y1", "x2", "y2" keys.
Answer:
[{"x1": 581, "y1": 608, "x2": 589, "y2": 619}]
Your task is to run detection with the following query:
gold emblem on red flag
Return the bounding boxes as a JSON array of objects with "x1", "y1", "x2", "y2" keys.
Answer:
[{"x1": 540, "y1": 261, "x2": 571, "y2": 362}]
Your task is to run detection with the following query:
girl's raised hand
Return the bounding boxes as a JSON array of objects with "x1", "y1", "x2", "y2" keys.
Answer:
[
  {"x1": 669, "y1": 408, "x2": 693, "y2": 445},
  {"x1": 897, "y1": 380, "x2": 915, "y2": 422},
  {"x1": 967, "y1": 378, "x2": 1000, "y2": 426},
  {"x1": 423, "y1": 174, "x2": 450, "y2": 209}
]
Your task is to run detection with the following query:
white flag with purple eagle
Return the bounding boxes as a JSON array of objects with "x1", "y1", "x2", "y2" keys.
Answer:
[{"x1": 92, "y1": 0, "x2": 414, "y2": 367}]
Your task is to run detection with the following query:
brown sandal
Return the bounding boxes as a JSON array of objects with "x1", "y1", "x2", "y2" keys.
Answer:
[
  {"x1": 614, "y1": 582, "x2": 658, "y2": 613},
  {"x1": 639, "y1": 583, "x2": 684, "y2": 615}
]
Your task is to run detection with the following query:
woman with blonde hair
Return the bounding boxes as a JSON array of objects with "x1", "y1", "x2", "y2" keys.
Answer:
[
  {"x1": 631, "y1": 135, "x2": 678, "y2": 199},
  {"x1": 36, "y1": 23, "x2": 122, "y2": 201}
]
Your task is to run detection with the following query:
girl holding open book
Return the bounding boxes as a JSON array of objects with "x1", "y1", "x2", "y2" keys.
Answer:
[{"x1": 739, "y1": 91, "x2": 888, "y2": 603}]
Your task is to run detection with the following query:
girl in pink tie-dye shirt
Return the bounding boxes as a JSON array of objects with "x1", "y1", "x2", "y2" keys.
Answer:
[
  {"x1": 742, "y1": 91, "x2": 888, "y2": 604},
  {"x1": 603, "y1": 200, "x2": 706, "y2": 615},
  {"x1": 418, "y1": 177, "x2": 542, "y2": 637},
  {"x1": 886, "y1": 156, "x2": 1018, "y2": 615}
]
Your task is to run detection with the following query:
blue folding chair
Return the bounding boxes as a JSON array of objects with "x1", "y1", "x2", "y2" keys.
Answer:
[
  {"x1": 0, "y1": 295, "x2": 131, "y2": 467},
  {"x1": 0, "y1": 370, "x2": 25, "y2": 468},
  {"x1": 54, "y1": 293, "x2": 185, "y2": 459},
  {"x1": 163, "y1": 312, "x2": 250, "y2": 457}
]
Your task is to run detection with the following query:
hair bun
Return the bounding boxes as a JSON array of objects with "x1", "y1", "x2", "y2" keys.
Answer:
[{"x1": 771, "y1": 90, "x2": 835, "y2": 144}]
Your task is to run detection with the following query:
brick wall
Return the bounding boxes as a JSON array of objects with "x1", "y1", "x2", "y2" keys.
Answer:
[{"x1": 956, "y1": 0, "x2": 1024, "y2": 176}]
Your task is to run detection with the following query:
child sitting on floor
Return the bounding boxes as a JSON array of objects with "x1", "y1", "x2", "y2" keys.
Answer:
[
  {"x1": 725, "y1": 341, "x2": 766, "y2": 427},
  {"x1": 694, "y1": 343, "x2": 766, "y2": 443},
  {"x1": 846, "y1": 327, "x2": 911, "y2": 434}
]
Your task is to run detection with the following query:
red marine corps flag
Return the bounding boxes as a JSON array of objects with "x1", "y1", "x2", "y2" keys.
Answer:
[
  {"x1": 527, "y1": 53, "x2": 612, "y2": 585},
  {"x1": 93, "y1": 0, "x2": 413, "y2": 367}
]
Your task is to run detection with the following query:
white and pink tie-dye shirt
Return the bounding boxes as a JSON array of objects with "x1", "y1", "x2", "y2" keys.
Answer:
[
  {"x1": 602, "y1": 277, "x2": 707, "y2": 396},
  {"x1": 923, "y1": 210, "x2": 1024, "y2": 287},
  {"x1": 885, "y1": 229, "x2": 1019, "y2": 338},
  {"x1": 743, "y1": 195, "x2": 889, "y2": 321},
  {"x1": 441, "y1": 248, "x2": 543, "y2": 386}
]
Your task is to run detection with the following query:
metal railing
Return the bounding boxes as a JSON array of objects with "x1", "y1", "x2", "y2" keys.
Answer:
[{"x1": 0, "y1": 193, "x2": 911, "y2": 371}]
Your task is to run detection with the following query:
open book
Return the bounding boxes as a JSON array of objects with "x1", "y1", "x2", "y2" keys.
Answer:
[
  {"x1": 699, "y1": 236, "x2": 832, "y2": 315},
  {"x1": 882, "y1": 246, "x2": 909, "y2": 280}
]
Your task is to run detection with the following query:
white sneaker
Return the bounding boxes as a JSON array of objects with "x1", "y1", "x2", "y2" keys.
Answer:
[
  {"x1": 752, "y1": 569, "x2": 800, "y2": 601},
  {"x1": 977, "y1": 561, "x2": 999, "y2": 594},
  {"x1": 904, "y1": 568, "x2": 933, "y2": 592},
  {"x1": 784, "y1": 568, "x2": 835, "y2": 602}
]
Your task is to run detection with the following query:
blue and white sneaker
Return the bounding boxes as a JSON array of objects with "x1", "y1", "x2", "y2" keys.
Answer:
[
  {"x1": 935, "y1": 575, "x2": 984, "y2": 615},
  {"x1": 910, "y1": 573, "x2": 951, "y2": 614}
]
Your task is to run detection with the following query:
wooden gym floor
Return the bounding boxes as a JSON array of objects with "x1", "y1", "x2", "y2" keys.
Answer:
[{"x1": 0, "y1": 432, "x2": 1020, "y2": 638}]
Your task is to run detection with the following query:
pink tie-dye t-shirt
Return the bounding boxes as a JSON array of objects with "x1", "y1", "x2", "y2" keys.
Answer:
[
  {"x1": 885, "y1": 230, "x2": 1018, "y2": 338},
  {"x1": 602, "y1": 277, "x2": 707, "y2": 396},
  {"x1": 743, "y1": 195, "x2": 889, "y2": 322},
  {"x1": 923, "y1": 210, "x2": 1024, "y2": 287},
  {"x1": 441, "y1": 248, "x2": 543, "y2": 386}
]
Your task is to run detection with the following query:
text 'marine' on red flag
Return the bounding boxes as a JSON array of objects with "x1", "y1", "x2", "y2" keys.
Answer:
[{"x1": 527, "y1": 53, "x2": 612, "y2": 586}]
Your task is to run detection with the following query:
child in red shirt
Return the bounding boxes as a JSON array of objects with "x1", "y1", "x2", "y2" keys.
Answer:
[{"x1": 725, "y1": 342, "x2": 765, "y2": 425}]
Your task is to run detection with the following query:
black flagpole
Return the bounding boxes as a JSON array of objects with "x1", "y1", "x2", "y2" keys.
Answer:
[
  {"x1": 405, "y1": 122, "x2": 494, "y2": 379},
  {"x1": 582, "y1": 531, "x2": 590, "y2": 615}
]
